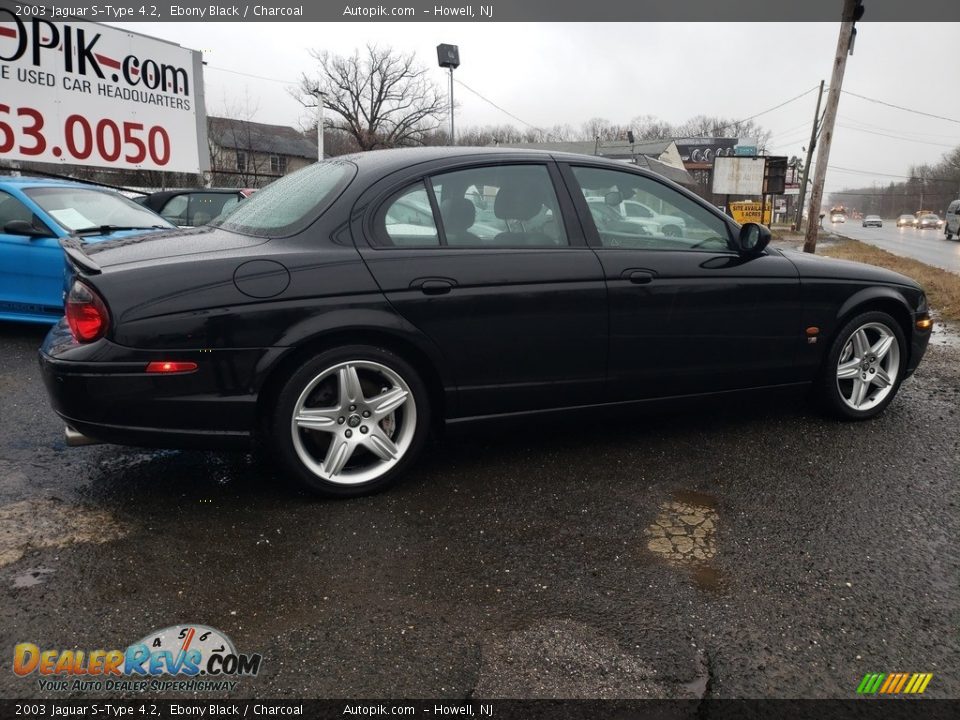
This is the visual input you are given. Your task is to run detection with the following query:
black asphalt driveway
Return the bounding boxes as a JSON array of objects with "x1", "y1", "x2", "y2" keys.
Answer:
[{"x1": 1, "y1": 320, "x2": 958, "y2": 699}]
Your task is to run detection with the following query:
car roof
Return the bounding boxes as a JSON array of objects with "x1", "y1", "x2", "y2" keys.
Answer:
[{"x1": 334, "y1": 145, "x2": 674, "y2": 176}]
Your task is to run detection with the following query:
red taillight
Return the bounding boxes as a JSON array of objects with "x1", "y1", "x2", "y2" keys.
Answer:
[
  {"x1": 145, "y1": 361, "x2": 198, "y2": 374},
  {"x1": 65, "y1": 281, "x2": 109, "y2": 343}
]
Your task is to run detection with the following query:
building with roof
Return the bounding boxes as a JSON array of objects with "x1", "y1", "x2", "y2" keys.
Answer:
[{"x1": 207, "y1": 117, "x2": 319, "y2": 188}]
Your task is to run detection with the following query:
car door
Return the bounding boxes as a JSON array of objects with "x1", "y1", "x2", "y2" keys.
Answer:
[
  {"x1": 560, "y1": 163, "x2": 802, "y2": 400},
  {"x1": 0, "y1": 190, "x2": 64, "y2": 320},
  {"x1": 353, "y1": 159, "x2": 608, "y2": 418}
]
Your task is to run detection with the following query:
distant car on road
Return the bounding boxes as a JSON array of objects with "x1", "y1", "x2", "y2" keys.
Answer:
[
  {"x1": 916, "y1": 214, "x2": 941, "y2": 230},
  {"x1": 830, "y1": 213, "x2": 846, "y2": 223},
  {"x1": 945, "y1": 199, "x2": 960, "y2": 240},
  {"x1": 0, "y1": 177, "x2": 173, "y2": 324},
  {"x1": 897, "y1": 214, "x2": 916, "y2": 228},
  {"x1": 862, "y1": 215, "x2": 883, "y2": 228},
  {"x1": 136, "y1": 188, "x2": 256, "y2": 227}
]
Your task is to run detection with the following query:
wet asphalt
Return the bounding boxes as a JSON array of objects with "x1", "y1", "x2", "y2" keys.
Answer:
[{"x1": 0, "y1": 320, "x2": 958, "y2": 700}]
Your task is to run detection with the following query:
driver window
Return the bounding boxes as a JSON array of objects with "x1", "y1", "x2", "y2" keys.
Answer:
[{"x1": 570, "y1": 166, "x2": 731, "y2": 251}]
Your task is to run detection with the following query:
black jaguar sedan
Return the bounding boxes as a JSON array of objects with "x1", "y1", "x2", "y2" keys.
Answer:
[{"x1": 40, "y1": 148, "x2": 931, "y2": 497}]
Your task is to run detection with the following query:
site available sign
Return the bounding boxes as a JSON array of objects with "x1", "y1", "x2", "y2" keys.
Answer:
[
  {"x1": 712, "y1": 156, "x2": 766, "y2": 195},
  {"x1": 729, "y1": 200, "x2": 772, "y2": 225},
  {"x1": 0, "y1": 6, "x2": 207, "y2": 173}
]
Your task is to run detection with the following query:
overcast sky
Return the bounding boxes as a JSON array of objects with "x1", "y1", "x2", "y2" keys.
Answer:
[{"x1": 115, "y1": 21, "x2": 960, "y2": 193}]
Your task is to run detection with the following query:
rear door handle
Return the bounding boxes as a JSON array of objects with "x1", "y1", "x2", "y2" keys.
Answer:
[
  {"x1": 627, "y1": 270, "x2": 654, "y2": 284},
  {"x1": 415, "y1": 279, "x2": 455, "y2": 295}
]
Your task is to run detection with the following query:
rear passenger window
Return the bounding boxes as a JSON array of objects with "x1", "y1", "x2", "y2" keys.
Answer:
[
  {"x1": 382, "y1": 184, "x2": 439, "y2": 247},
  {"x1": 430, "y1": 164, "x2": 567, "y2": 247}
]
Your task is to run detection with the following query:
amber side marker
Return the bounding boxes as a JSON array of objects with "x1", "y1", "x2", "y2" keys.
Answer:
[{"x1": 916, "y1": 316, "x2": 932, "y2": 330}]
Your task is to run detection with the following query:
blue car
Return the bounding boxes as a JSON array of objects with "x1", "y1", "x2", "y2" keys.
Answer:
[{"x1": 0, "y1": 177, "x2": 174, "y2": 324}]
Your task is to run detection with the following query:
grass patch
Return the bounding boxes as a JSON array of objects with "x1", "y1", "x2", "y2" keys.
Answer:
[{"x1": 820, "y1": 238, "x2": 960, "y2": 322}]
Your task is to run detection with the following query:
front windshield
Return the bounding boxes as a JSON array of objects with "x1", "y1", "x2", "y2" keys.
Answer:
[
  {"x1": 212, "y1": 161, "x2": 356, "y2": 235},
  {"x1": 24, "y1": 187, "x2": 173, "y2": 232}
]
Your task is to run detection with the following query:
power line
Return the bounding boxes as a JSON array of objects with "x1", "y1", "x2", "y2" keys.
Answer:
[
  {"x1": 205, "y1": 64, "x2": 299, "y2": 85},
  {"x1": 841, "y1": 90, "x2": 960, "y2": 126},
  {"x1": 690, "y1": 85, "x2": 823, "y2": 138},
  {"x1": 453, "y1": 78, "x2": 561, "y2": 140},
  {"x1": 836, "y1": 123, "x2": 958, "y2": 148},
  {"x1": 838, "y1": 115, "x2": 960, "y2": 141},
  {"x1": 828, "y1": 165, "x2": 958, "y2": 182}
]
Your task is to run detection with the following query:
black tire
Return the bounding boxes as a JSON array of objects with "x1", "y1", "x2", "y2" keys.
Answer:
[
  {"x1": 815, "y1": 311, "x2": 907, "y2": 420},
  {"x1": 270, "y1": 344, "x2": 431, "y2": 497}
]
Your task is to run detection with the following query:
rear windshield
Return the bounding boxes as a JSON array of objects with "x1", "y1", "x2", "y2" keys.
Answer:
[{"x1": 211, "y1": 161, "x2": 356, "y2": 236}]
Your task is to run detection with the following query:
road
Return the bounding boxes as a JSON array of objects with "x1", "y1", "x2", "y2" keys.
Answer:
[
  {"x1": 835, "y1": 220, "x2": 960, "y2": 274},
  {"x1": 1, "y1": 320, "x2": 959, "y2": 700}
]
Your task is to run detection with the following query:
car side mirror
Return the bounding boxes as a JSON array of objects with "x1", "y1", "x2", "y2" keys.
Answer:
[
  {"x1": 737, "y1": 222, "x2": 771, "y2": 255},
  {"x1": 4, "y1": 220, "x2": 52, "y2": 238},
  {"x1": 605, "y1": 191, "x2": 622, "y2": 207}
]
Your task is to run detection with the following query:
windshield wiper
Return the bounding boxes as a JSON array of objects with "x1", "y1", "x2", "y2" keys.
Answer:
[{"x1": 72, "y1": 225, "x2": 167, "y2": 236}]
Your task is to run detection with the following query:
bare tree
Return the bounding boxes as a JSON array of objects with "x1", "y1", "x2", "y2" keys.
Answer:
[{"x1": 295, "y1": 44, "x2": 447, "y2": 151}]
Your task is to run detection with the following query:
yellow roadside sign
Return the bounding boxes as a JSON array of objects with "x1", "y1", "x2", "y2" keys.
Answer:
[{"x1": 729, "y1": 200, "x2": 772, "y2": 225}]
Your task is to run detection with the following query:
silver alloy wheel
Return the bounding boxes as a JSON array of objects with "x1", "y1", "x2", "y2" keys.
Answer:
[
  {"x1": 290, "y1": 360, "x2": 417, "y2": 485},
  {"x1": 835, "y1": 321, "x2": 900, "y2": 412}
]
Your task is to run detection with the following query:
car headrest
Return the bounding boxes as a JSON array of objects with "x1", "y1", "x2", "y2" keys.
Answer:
[
  {"x1": 494, "y1": 183, "x2": 545, "y2": 221},
  {"x1": 440, "y1": 198, "x2": 476, "y2": 234}
]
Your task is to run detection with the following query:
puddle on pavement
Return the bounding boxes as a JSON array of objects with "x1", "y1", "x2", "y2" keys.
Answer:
[
  {"x1": 645, "y1": 493, "x2": 724, "y2": 591},
  {"x1": 645, "y1": 498, "x2": 717, "y2": 563},
  {"x1": 0, "y1": 498, "x2": 127, "y2": 568},
  {"x1": 12, "y1": 566, "x2": 55, "y2": 588}
]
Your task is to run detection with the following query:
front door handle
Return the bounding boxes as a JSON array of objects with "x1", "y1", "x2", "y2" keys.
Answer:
[
  {"x1": 627, "y1": 270, "x2": 654, "y2": 284},
  {"x1": 417, "y1": 279, "x2": 454, "y2": 295}
]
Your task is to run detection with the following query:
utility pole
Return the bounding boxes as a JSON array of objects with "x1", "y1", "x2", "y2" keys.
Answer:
[
  {"x1": 803, "y1": 0, "x2": 864, "y2": 254},
  {"x1": 794, "y1": 80, "x2": 825, "y2": 231},
  {"x1": 312, "y1": 82, "x2": 325, "y2": 161}
]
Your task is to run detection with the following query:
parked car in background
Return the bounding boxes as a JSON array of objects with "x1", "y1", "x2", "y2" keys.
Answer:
[
  {"x1": 0, "y1": 177, "x2": 173, "y2": 324},
  {"x1": 136, "y1": 188, "x2": 255, "y2": 227},
  {"x1": 945, "y1": 199, "x2": 960, "y2": 240},
  {"x1": 897, "y1": 214, "x2": 916, "y2": 228},
  {"x1": 916, "y1": 214, "x2": 941, "y2": 230},
  {"x1": 862, "y1": 215, "x2": 883, "y2": 228},
  {"x1": 39, "y1": 148, "x2": 931, "y2": 498}
]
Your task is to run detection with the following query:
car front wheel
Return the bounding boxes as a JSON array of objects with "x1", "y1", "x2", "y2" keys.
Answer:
[
  {"x1": 271, "y1": 346, "x2": 431, "y2": 497},
  {"x1": 816, "y1": 311, "x2": 907, "y2": 420}
]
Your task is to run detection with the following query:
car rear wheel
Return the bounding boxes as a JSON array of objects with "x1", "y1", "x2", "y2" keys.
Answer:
[
  {"x1": 816, "y1": 311, "x2": 906, "y2": 420},
  {"x1": 271, "y1": 345, "x2": 430, "y2": 497}
]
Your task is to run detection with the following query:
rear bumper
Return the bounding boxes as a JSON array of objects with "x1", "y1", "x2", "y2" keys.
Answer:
[{"x1": 39, "y1": 321, "x2": 266, "y2": 450}]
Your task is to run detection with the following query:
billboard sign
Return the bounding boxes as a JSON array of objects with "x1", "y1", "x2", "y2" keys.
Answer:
[
  {"x1": 711, "y1": 156, "x2": 766, "y2": 195},
  {"x1": 0, "y1": 4, "x2": 208, "y2": 173}
]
